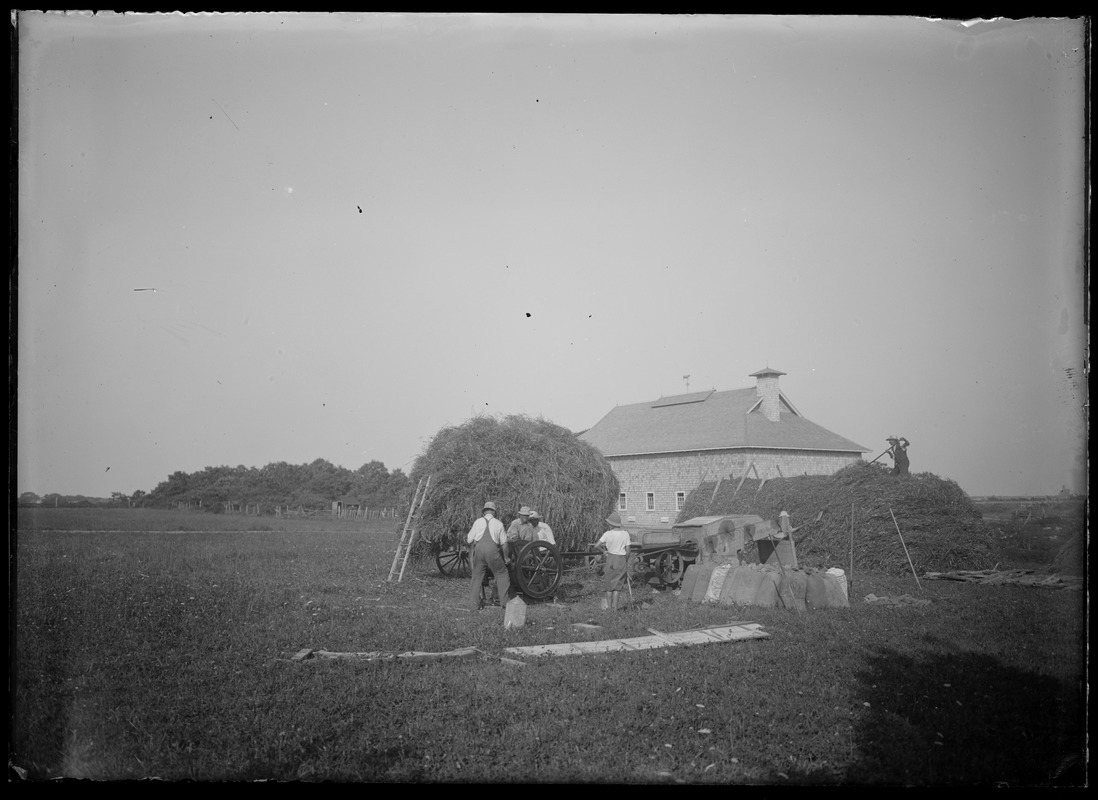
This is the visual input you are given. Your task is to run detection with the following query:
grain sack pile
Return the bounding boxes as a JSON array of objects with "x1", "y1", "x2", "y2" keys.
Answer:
[
  {"x1": 677, "y1": 462, "x2": 997, "y2": 575},
  {"x1": 406, "y1": 414, "x2": 619, "y2": 553},
  {"x1": 680, "y1": 561, "x2": 849, "y2": 610}
]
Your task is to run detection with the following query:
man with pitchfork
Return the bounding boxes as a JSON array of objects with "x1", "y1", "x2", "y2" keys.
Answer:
[{"x1": 887, "y1": 436, "x2": 911, "y2": 477}]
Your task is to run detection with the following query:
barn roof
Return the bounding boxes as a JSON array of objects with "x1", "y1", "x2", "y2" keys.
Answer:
[{"x1": 578, "y1": 387, "x2": 870, "y2": 457}]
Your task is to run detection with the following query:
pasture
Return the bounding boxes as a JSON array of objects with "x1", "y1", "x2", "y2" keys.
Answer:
[{"x1": 12, "y1": 507, "x2": 1086, "y2": 784}]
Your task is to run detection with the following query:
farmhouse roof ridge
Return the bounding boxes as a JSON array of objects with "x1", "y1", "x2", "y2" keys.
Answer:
[{"x1": 579, "y1": 384, "x2": 869, "y2": 456}]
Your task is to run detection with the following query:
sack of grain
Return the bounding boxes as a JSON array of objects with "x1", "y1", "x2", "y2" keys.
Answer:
[
  {"x1": 825, "y1": 567, "x2": 848, "y2": 599},
  {"x1": 679, "y1": 563, "x2": 701, "y2": 600},
  {"x1": 752, "y1": 568, "x2": 782, "y2": 607},
  {"x1": 690, "y1": 562, "x2": 717, "y2": 603},
  {"x1": 779, "y1": 569, "x2": 808, "y2": 611},
  {"x1": 704, "y1": 563, "x2": 733, "y2": 603},
  {"x1": 504, "y1": 596, "x2": 527, "y2": 629}
]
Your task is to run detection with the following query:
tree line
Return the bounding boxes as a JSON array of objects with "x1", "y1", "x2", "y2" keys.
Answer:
[
  {"x1": 145, "y1": 459, "x2": 410, "y2": 512},
  {"x1": 19, "y1": 459, "x2": 411, "y2": 513}
]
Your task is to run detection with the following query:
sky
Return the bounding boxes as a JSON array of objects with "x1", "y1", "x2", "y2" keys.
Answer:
[{"x1": 16, "y1": 13, "x2": 1088, "y2": 499}]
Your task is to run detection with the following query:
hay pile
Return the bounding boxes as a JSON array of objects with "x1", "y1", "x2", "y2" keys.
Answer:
[
  {"x1": 406, "y1": 415, "x2": 619, "y2": 553},
  {"x1": 678, "y1": 461, "x2": 997, "y2": 575}
]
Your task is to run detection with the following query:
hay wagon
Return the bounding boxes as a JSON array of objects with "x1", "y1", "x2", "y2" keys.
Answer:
[
  {"x1": 435, "y1": 530, "x2": 701, "y2": 599},
  {"x1": 434, "y1": 540, "x2": 594, "y2": 600}
]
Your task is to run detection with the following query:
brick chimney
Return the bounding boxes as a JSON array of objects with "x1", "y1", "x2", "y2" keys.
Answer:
[{"x1": 749, "y1": 367, "x2": 786, "y2": 422}]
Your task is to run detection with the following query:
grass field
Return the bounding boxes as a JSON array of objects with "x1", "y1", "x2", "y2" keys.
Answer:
[
  {"x1": 12, "y1": 507, "x2": 1087, "y2": 784},
  {"x1": 971, "y1": 498, "x2": 1086, "y2": 574}
]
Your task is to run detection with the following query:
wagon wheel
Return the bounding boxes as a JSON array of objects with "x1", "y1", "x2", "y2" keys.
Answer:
[
  {"x1": 436, "y1": 547, "x2": 471, "y2": 578},
  {"x1": 656, "y1": 550, "x2": 687, "y2": 586},
  {"x1": 513, "y1": 540, "x2": 563, "y2": 600}
]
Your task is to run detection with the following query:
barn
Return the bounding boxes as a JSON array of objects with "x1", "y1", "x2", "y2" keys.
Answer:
[{"x1": 578, "y1": 368, "x2": 870, "y2": 529}]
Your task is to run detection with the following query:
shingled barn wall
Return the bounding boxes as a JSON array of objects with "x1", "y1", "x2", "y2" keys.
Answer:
[{"x1": 610, "y1": 449, "x2": 863, "y2": 528}]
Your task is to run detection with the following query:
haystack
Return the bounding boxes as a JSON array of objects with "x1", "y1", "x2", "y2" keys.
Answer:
[
  {"x1": 678, "y1": 462, "x2": 997, "y2": 575},
  {"x1": 406, "y1": 415, "x2": 619, "y2": 553}
]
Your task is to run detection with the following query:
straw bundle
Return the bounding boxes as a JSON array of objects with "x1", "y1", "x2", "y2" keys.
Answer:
[
  {"x1": 406, "y1": 415, "x2": 619, "y2": 553},
  {"x1": 678, "y1": 461, "x2": 997, "y2": 575}
]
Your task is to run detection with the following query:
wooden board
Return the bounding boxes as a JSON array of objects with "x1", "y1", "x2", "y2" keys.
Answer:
[
  {"x1": 307, "y1": 647, "x2": 480, "y2": 662},
  {"x1": 502, "y1": 623, "x2": 768, "y2": 658},
  {"x1": 294, "y1": 646, "x2": 527, "y2": 666},
  {"x1": 924, "y1": 569, "x2": 1083, "y2": 589}
]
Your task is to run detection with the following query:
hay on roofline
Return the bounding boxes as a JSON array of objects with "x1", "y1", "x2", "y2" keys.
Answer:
[
  {"x1": 401, "y1": 414, "x2": 619, "y2": 554},
  {"x1": 678, "y1": 461, "x2": 997, "y2": 575}
]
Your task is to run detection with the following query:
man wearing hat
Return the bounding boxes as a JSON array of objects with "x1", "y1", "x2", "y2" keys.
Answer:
[
  {"x1": 594, "y1": 511, "x2": 632, "y2": 611},
  {"x1": 774, "y1": 510, "x2": 802, "y2": 567},
  {"x1": 507, "y1": 505, "x2": 536, "y2": 547},
  {"x1": 527, "y1": 509, "x2": 555, "y2": 545},
  {"x1": 467, "y1": 501, "x2": 511, "y2": 612},
  {"x1": 887, "y1": 436, "x2": 911, "y2": 477},
  {"x1": 776, "y1": 510, "x2": 801, "y2": 538},
  {"x1": 507, "y1": 505, "x2": 533, "y2": 544}
]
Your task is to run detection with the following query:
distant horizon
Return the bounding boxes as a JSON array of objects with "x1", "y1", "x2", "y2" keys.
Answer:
[{"x1": 16, "y1": 449, "x2": 1085, "y2": 503}]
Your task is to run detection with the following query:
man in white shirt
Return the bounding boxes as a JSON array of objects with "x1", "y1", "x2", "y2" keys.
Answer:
[
  {"x1": 506, "y1": 505, "x2": 533, "y2": 545},
  {"x1": 527, "y1": 510, "x2": 555, "y2": 545},
  {"x1": 594, "y1": 511, "x2": 632, "y2": 611},
  {"x1": 467, "y1": 501, "x2": 511, "y2": 612}
]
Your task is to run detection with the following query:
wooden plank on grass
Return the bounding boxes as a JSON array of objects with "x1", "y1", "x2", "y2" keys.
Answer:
[
  {"x1": 646, "y1": 628, "x2": 681, "y2": 647},
  {"x1": 313, "y1": 650, "x2": 394, "y2": 661},
  {"x1": 303, "y1": 647, "x2": 527, "y2": 666},
  {"x1": 503, "y1": 623, "x2": 768, "y2": 658},
  {"x1": 310, "y1": 647, "x2": 480, "y2": 663},
  {"x1": 472, "y1": 649, "x2": 528, "y2": 667}
]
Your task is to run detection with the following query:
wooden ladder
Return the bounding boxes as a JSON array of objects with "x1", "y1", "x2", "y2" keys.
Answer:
[{"x1": 387, "y1": 475, "x2": 431, "y2": 583}]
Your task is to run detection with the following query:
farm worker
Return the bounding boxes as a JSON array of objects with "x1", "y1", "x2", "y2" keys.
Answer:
[
  {"x1": 776, "y1": 511, "x2": 807, "y2": 538},
  {"x1": 887, "y1": 436, "x2": 911, "y2": 477},
  {"x1": 594, "y1": 511, "x2": 631, "y2": 611},
  {"x1": 506, "y1": 505, "x2": 533, "y2": 545},
  {"x1": 493, "y1": 504, "x2": 533, "y2": 605},
  {"x1": 507, "y1": 505, "x2": 539, "y2": 559},
  {"x1": 776, "y1": 510, "x2": 802, "y2": 566},
  {"x1": 527, "y1": 510, "x2": 555, "y2": 545},
  {"x1": 467, "y1": 501, "x2": 512, "y2": 612}
]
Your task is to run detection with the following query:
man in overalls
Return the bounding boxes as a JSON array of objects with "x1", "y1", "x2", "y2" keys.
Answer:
[{"x1": 467, "y1": 501, "x2": 512, "y2": 612}]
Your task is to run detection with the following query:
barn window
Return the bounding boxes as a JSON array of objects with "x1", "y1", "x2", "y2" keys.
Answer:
[
  {"x1": 618, "y1": 493, "x2": 627, "y2": 511},
  {"x1": 646, "y1": 492, "x2": 655, "y2": 511},
  {"x1": 676, "y1": 491, "x2": 686, "y2": 511}
]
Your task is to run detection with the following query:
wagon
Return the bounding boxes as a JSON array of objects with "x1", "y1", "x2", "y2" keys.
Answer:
[
  {"x1": 435, "y1": 515, "x2": 780, "y2": 604},
  {"x1": 626, "y1": 529, "x2": 701, "y2": 586},
  {"x1": 436, "y1": 529, "x2": 705, "y2": 597},
  {"x1": 435, "y1": 543, "x2": 471, "y2": 578},
  {"x1": 434, "y1": 539, "x2": 582, "y2": 599}
]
